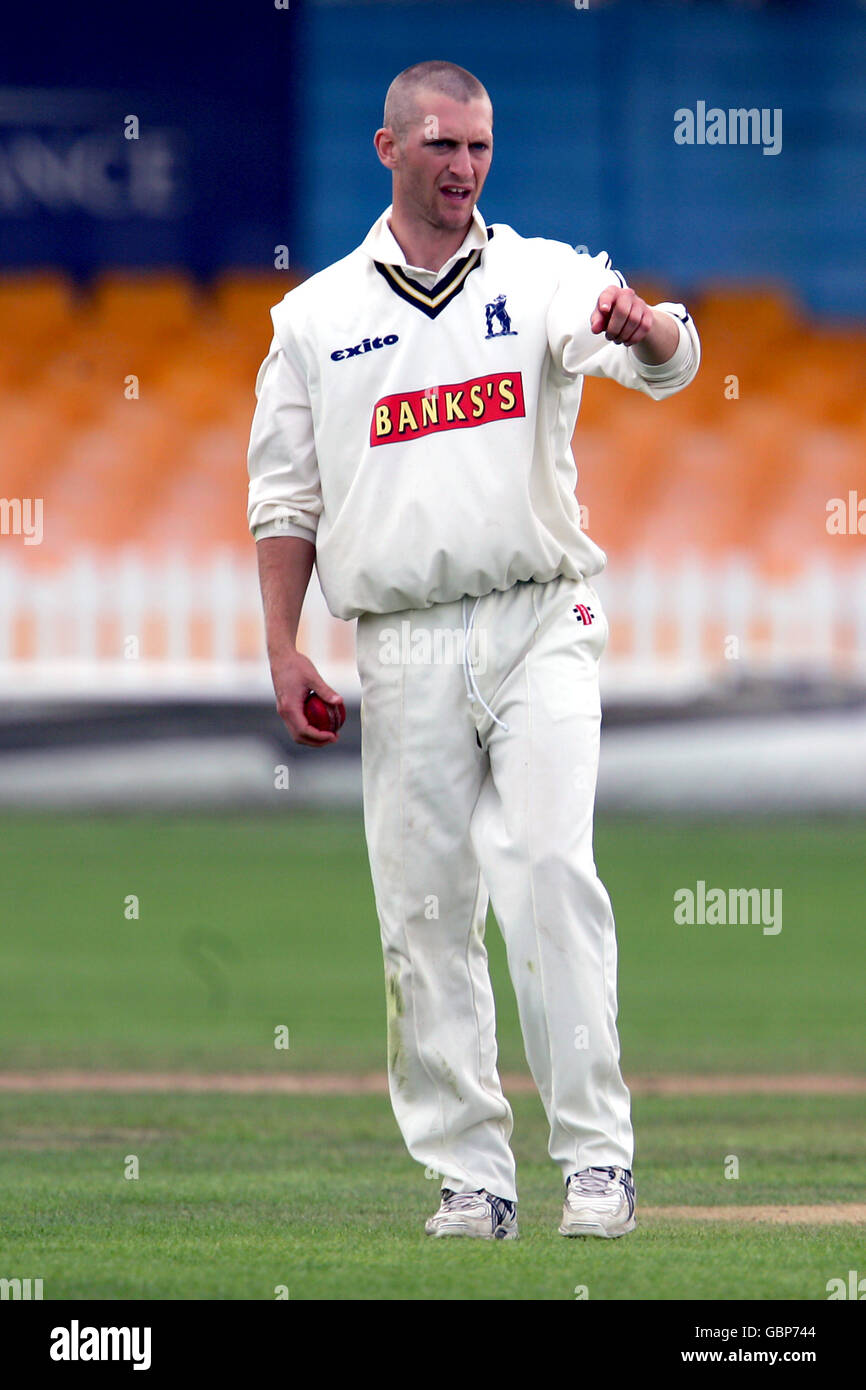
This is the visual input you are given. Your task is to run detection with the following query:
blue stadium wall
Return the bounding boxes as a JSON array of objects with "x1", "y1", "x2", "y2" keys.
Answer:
[
  {"x1": 1, "y1": 0, "x2": 864, "y2": 317},
  {"x1": 295, "y1": 0, "x2": 866, "y2": 317},
  {"x1": 0, "y1": 0, "x2": 300, "y2": 278}
]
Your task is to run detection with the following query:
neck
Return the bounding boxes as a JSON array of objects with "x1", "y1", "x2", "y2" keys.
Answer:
[{"x1": 387, "y1": 203, "x2": 473, "y2": 274}]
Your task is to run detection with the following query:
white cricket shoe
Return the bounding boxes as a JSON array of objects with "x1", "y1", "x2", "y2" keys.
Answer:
[
  {"x1": 425, "y1": 1188, "x2": 518, "y2": 1240},
  {"x1": 559, "y1": 1166, "x2": 636, "y2": 1238}
]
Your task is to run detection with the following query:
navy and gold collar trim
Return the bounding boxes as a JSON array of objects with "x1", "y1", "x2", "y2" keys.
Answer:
[{"x1": 374, "y1": 227, "x2": 494, "y2": 320}]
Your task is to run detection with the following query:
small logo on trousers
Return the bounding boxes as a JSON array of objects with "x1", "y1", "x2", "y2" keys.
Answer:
[{"x1": 573, "y1": 603, "x2": 594, "y2": 625}]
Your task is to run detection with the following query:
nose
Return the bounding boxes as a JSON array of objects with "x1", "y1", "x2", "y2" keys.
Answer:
[{"x1": 448, "y1": 144, "x2": 474, "y2": 181}]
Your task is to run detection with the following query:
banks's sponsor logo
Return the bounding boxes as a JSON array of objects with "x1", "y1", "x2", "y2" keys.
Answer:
[{"x1": 370, "y1": 371, "x2": 525, "y2": 446}]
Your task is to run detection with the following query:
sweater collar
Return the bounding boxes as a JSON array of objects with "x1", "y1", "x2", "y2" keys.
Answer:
[{"x1": 360, "y1": 203, "x2": 489, "y2": 277}]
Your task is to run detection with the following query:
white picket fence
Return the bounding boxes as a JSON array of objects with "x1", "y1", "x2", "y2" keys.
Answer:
[{"x1": 1, "y1": 550, "x2": 865, "y2": 699}]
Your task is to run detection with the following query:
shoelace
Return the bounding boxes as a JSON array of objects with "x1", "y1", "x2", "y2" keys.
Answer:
[
  {"x1": 440, "y1": 1189, "x2": 514, "y2": 1224},
  {"x1": 439, "y1": 1188, "x2": 486, "y2": 1211},
  {"x1": 569, "y1": 1166, "x2": 619, "y2": 1195}
]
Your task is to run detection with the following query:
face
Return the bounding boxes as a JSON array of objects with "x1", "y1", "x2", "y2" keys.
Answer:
[{"x1": 380, "y1": 90, "x2": 493, "y2": 232}]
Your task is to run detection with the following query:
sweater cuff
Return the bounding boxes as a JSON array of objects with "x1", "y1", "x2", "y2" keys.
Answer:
[
  {"x1": 253, "y1": 519, "x2": 317, "y2": 544},
  {"x1": 629, "y1": 313, "x2": 693, "y2": 381}
]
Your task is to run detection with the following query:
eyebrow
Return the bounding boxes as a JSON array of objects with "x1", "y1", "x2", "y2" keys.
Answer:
[{"x1": 424, "y1": 136, "x2": 491, "y2": 145}]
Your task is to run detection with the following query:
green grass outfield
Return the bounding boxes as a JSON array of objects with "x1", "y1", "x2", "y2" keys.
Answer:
[
  {"x1": 0, "y1": 811, "x2": 863, "y2": 1072},
  {"x1": 0, "y1": 811, "x2": 863, "y2": 1300},
  {"x1": 0, "y1": 1091, "x2": 864, "y2": 1300}
]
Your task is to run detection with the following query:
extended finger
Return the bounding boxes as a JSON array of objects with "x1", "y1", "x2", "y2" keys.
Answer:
[
  {"x1": 619, "y1": 306, "x2": 654, "y2": 346},
  {"x1": 604, "y1": 290, "x2": 638, "y2": 340},
  {"x1": 591, "y1": 285, "x2": 620, "y2": 334}
]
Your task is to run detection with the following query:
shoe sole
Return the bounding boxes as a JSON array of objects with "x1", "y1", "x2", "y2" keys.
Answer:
[
  {"x1": 558, "y1": 1216, "x2": 636, "y2": 1239},
  {"x1": 426, "y1": 1223, "x2": 519, "y2": 1240}
]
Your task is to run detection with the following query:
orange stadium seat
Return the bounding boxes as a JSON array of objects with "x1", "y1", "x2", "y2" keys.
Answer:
[
  {"x1": 87, "y1": 270, "x2": 200, "y2": 339},
  {"x1": 42, "y1": 398, "x2": 195, "y2": 548},
  {"x1": 647, "y1": 426, "x2": 748, "y2": 559},
  {"x1": 693, "y1": 284, "x2": 802, "y2": 401},
  {"x1": 574, "y1": 417, "x2": 671, "y2": 557},
  {"x1": 152, "y1": 356, "x2": 245, "y2": 426},
  {"x1": 209, "y1": 271, "x2": 302, "y2": 375},
  {"x1": 0, "y1": 272, "x2": 79, "y2": 389},
  {"x1": 758, "y1": 429, "x2": 862, "y2": 576},
  {"x1": 694, "y1": 283, "x2": 799, "y2": 337},
  {"x1": 0, "y1": 399, "x2": 69, "y2": 499},
  {"x1": 774, "y1": 339, "x2": 866, "y2": 428},
  {"x1": 2, "y1": 271, "x2": 864, "y2": 586},
  {"x1": 211, "y1": 270, "x2": 299, "y2": 334},
  {"x1": 0, "y1": 271, "x2": 77, "y2": 340}
]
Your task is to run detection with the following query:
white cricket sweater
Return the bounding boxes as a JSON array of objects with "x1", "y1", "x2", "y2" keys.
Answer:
[{"x1": 247, "y1": 204, "x2": 700, "y2": 620}]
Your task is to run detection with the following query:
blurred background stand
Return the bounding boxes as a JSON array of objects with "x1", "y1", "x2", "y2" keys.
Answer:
[{"x1": 1, "y1": 0, "x2": 865, "y2": 811}]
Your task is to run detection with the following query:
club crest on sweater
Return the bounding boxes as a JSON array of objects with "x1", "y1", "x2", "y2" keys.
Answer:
[{"x1": 484, "y1": 294, "x2": 518, "y2": 338}]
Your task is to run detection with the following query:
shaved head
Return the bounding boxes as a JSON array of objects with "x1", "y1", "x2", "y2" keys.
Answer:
[
  {"x1": 384, "y1": 60, "x2": 491, "y2": 143},
  {"x1": 374, "y1": 61, "x2": 493, "y2": 272}
]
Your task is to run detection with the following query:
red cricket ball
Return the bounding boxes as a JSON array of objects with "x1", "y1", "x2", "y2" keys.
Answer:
[{"x1": 303, "y1": 690, "x2": 346, "y2": 733}]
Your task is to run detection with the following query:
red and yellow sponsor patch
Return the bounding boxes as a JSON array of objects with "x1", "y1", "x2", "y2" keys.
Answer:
[{"x1": 369, "y1": 372, "x2": 525, "y2": 446}]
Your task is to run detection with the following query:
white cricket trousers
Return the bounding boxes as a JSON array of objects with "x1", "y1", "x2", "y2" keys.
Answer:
[{"x1": 355, "y1": 574, "x2": 633, "y2": 1203}]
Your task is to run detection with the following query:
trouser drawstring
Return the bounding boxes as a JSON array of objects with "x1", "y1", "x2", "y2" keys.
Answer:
[{"x1": 461, "y1": 596, "x2": 509, "y2": 733}]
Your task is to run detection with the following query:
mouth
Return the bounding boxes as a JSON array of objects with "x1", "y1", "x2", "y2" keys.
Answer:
[{"x1": 440, "y1": 186, "x2": 472, "y2": 204}]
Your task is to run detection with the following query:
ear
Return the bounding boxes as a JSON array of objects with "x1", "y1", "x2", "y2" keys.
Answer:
[{"x1": 374, "y1": 127, "x2": 400, "y2": 170}]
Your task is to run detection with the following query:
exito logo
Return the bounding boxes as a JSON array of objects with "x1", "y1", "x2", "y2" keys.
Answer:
[{"x1": 330, "y1": 333, "x2": 398, "y2": 362}]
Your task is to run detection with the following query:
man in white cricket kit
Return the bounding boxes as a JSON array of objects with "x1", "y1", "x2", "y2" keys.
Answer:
[{"x1": 248, "y1": 61, "x2": 700, "y2": 1240}]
